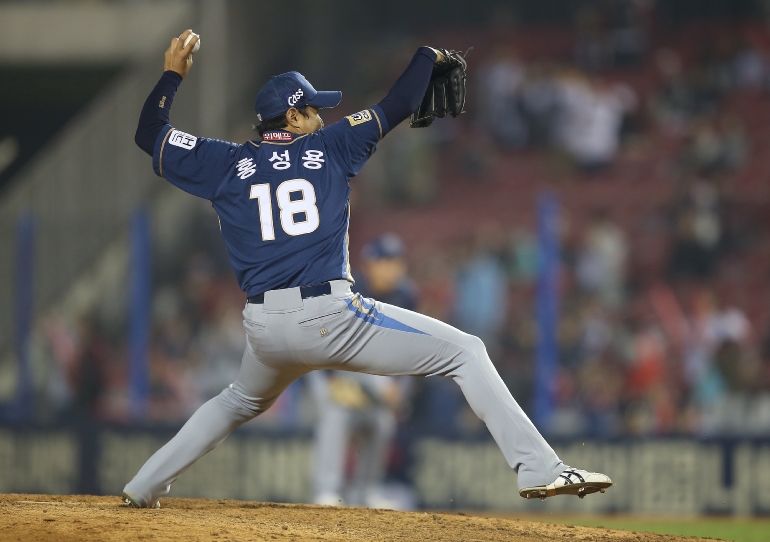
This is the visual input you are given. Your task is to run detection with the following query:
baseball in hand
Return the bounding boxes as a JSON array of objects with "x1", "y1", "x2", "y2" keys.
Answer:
[{"x1": 183, "y1": 32, "x2": 201, "y2": 54}]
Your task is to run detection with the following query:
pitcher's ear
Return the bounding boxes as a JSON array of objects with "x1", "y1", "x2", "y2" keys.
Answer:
[{"x1": 285, "y1": 107, "x2": 299, "y2": 126}]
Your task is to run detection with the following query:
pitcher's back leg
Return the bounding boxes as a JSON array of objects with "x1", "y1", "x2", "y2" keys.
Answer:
[{"x1": 123, "y1": 346, "x2": 307, "y2": 507}]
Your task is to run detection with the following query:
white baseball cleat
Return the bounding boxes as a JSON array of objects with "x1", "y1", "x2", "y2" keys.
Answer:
[
  {"x1": 519, "y1": 467, "x2": 612, "y2": 500},
  {"x1": 121, "y1": 491, "x2": 160, "y2": 509}
]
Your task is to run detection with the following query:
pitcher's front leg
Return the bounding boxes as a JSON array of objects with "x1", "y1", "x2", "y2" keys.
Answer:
[{"x1": 303, "y1": 296, "x2": 565, "y2": 490}]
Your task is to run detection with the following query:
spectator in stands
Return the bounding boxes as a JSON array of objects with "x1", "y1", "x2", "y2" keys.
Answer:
[
  {"x1": 697, "y1": 35, "x2": 738, "y2": 95},
  {"x1": 680, "y1": 115, "x2": 747, "y2": 175},
  {"x1": 71, "y1": 315, "x2": 109, "y2": 419},
  {"x1": 573, "y1": 3, "x2": 609, "y2": 72},
  {"x1": 667, "y1": 208, "x2": 716, "y2": 279},
  {"x1": 477, "y1": 46, "x2": 529, "y2": 149},
  {"x1": 732, "y1": 39, "x2": 766, "y2": 90},
  {"x1": 683, "y1": 288, "x2": 730, "y2": 423},
  {"x1": 192, "y1": 283, "x2": 246, "y2": 404},
  {"x1": 148, "y1": 286, "x2": 198, "y2": 420},
  {"x1": 506, "y1": 227, "x2": 539, "y2": 284},
  {"x1": 667, "y1": 177, "x2": 722, "y2": 280},
  {"x1": 576, "y1": 209, "x2": 629, "y2": 307},
  {"x1": 607, "y1": 0, "x2": 649, "y2": 68},
  {"x1": 573, "y1": 0, "x2": 650, "y2": 72},
  {"x1": 682, "y1": 116, "x2": 726, "y2": 175},
  {"x1": 502, "y1": 309, "x2": 539, "y2": 371},
  {"x1": 682, "y1": 289, "x2": 770, "y2": 435},
  {"x1": 557, "y1": 306, "x2": 584, "y2": 369},
  {"x1": 579, "y1": 356, "x2": 625, "y2": 436},
  {"x1": 152, "y1": 287, "x2": 192, "y2": 363},
  {"x1": 41, "y1": 316, "x2": 77, "y2": 419},
  {"x1": 717, "y1": 113, "x2": 749, "y2": 171},
  {"x1": 651, "y1": 49, "x2": 692, "y2": 135},
  {"x1": 556, "y1": 75, "x2": 636, "y2": 172},
  {"x1": 691, "y1": 68, "x2": 722, "y2": 115},
  {"x1": 454, "y1": 226, "x2": 508, "y2": 349},
  {"x1": 699, "y1": 329, "x2": 770, "y2": 435},
  {"x1": 549, "y1": 367, "x2": 586, "y2": 437},
  {"x1": 554, "y1": 71, "x2": 593, "y2": 157},
  {"x1": 412, "y1": 248, "x2": 455, "y2": 323},
  {"x1": 624, "y1": 312, "x2": 677, "y2": 436},
  {"x1": 577, "y1": 297, "x2": 614, "y2": 363},
  {"x1": 520, "y1": 63, "x2": 561, "y2": 148},
  {"x1": 702, "y1": 294, "x2": 751, "y2": 353}
]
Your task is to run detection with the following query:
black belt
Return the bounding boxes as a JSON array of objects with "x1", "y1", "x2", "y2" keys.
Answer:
[{"x1": 247, "y1": 282, "x2": 332, "y2": 304}]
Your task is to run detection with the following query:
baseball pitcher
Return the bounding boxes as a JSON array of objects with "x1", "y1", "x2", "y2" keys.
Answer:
[{"x1": 122, "y1": 29, "x2": 611, "y2": 508}]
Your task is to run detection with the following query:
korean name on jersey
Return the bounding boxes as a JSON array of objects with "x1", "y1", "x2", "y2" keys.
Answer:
[{"x1": 152, "y1": 107, "x2": 387, "y2": 297}]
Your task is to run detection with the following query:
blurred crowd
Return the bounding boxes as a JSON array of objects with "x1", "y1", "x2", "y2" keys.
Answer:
[
  {"x1": 407, "y1": 214, "x2": 769, "y2": 439},
  {"x1": 15, "y1": 8, "x2": 770, "y2": 444},
  {"x1": 39, "y1": 217, "x2": 252, "y2": 426},
  {"x1": 396, "y1": 16, "x2": 770, "y2": 437}
]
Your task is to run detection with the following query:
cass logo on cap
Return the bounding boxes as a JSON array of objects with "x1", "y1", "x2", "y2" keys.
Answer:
[{"x1": 286, "y1": 88, "x2": 304, "y2": 106}]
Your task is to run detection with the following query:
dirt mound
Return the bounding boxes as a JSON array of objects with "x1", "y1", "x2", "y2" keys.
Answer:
[{"x1": 1, "y1": 494, "x2": 711, "y2": 541}]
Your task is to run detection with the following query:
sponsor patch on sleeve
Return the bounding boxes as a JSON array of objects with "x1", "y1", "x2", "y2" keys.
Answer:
[
  {"x1": 168, "y1": 130, "x2": 197, "y2": 150},
  {"x1": 346, "y1": 110, "x2": 373, "y2": 126}
]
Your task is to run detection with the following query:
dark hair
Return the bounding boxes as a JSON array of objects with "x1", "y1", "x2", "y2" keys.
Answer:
[{"x1": 253, "y1": 106, "x2": 310, "y2": 136}]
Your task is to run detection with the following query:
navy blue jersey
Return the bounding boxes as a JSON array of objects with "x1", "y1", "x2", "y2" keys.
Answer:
[{"x1": 152, "y1": 106, "x2": 389, "y2": 297}]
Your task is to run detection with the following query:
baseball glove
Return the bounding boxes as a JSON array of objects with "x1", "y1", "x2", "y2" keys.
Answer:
[{"x1": 410, "y1": 48, "x2": 469, "y2": 128}]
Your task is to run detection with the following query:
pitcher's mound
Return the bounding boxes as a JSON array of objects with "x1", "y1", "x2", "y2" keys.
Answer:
[{"x1": 1, "y1": 494, "x2": 711, "y2": 541}]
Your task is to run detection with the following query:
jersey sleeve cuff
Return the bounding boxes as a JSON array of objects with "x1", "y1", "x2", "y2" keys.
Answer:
[
  {"x1": 370, "y1": 105, "x2": 390, "y2": 138},
  {"x1": 152, "y1": 124, "x2": 174, "y2": 177},
  {"x1": 418, "y1": 46, "x2": 439, "y2": 63},
  {"x1": 161, "y1": 70, "x2": 184, "y2": 86}
]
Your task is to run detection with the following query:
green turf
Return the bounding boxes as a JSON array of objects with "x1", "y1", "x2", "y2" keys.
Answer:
[{"x1": 538, "y1": 516, "x2": 770, "y2": 542}]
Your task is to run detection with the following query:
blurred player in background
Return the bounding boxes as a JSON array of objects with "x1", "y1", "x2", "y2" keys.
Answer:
[{"x1": 310, "y1": 234, "x2": 416, "y2": 508}]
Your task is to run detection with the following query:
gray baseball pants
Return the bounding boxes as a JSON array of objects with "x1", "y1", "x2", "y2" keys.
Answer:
[{"x1": 123, "y1": 280, "x2": 564, "y2": 506}]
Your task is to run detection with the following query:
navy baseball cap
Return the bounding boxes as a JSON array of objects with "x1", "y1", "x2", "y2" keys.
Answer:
[
  {"x1": 254, "y1": 71, "x2": 342, "y2": 123},
  {"x1": 362, "y1": 233, "x2": 405, "y2": 261}
]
